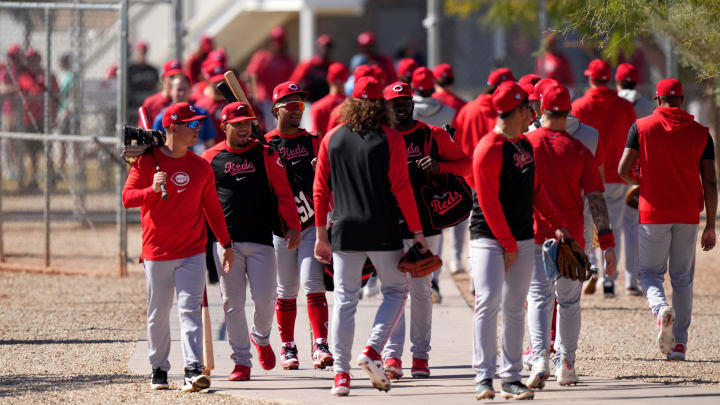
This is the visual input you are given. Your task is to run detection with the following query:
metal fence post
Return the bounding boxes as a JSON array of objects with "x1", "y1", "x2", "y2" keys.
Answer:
[
  {"x1": 43, "y1": 6, "x2": 52, "y2": 267},
  {"x1": 173, "y1": 0, "x2": 183, "y2": 61},
  {"x1": 117, "y1": 0, "x2": 129, "y2": 277}
]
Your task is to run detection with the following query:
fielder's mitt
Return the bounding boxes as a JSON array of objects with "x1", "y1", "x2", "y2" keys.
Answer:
[
  {"x1": 397, "y1": 243, "x2": 442, "y2": 278},
  {"x1": 556, "y1": 239, "x2": 592, "y2": 282},
  {"x1": 625, "y1": 185, "x2": 640, "y2": 209}
]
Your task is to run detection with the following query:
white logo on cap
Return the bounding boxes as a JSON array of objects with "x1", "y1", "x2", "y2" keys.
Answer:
[
  {"x1": 236, "y1": 105, "x2": 245, "y2": 111},
  {"x1": 288, "y1": 83, "x2": 299, "y2": 90},
  {"x1": 170, "y1": 114, "x2": 178, "y2": 120},
  {"x1": 362, "y1": 93, "x2": 368, "y2": 99},
  {"x1": 222, "y1": 114, "x2": 227, "y2": 120},
  {"x1": 497, "y1": 109, "x2": 503, "y2": 114},
  {"x1": 189, "y1": 105, "x2": 196, "y2": 112},
  {"x1": 392, "y1": 84, "x2": 404, "y2": 92},
  {"x1": 553, "y1": 106, "x2": 559, "y2": 111},
  {"x1": 273, "y1": 92, "x2": 278, "y2": 99},
  {"x1": 670, "y1": 90, "x2": 675, "y2": 94},
  {"x1": 515, "y1": 93, "x2": 521, "y2": 99}
]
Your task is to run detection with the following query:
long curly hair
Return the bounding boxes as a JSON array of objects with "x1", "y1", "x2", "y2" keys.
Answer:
[{"x1": 337, "y1": 98, "x2": 386, "y2": 134}]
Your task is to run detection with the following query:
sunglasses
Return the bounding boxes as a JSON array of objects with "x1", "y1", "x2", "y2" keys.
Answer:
[
  {"x1": 180, "y1": 120, "x2": 200, "y2": 129},
  {"x1": 276, "y1": 101, "x2": 305, "y2": 112}
]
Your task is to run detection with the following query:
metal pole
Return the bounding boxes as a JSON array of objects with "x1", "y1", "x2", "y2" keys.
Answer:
[
  {"x1": 424, "y1": 0, "x2": 441, "y2": 69},
  {"x1": 42, "y1": 7, "x2": 52, "y2": 267},
  {"x1": 538, "y1": 0, "x2": 548, "y2": 76},
  {"x1": 117, "y1": 0, "x2": 129, "y2": 277},
  {"x1": 299, "y1": 6, "x2": 315, "y2": 62},
  {"x1": 173, "y1": 0, "x2": 184, "y2": 61}
]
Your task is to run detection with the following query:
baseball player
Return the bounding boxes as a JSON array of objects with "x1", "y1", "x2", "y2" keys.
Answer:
[
  {"x1": 432, "y1": 63, "x2": 466, "y2": 114},
  {"x1": 349, "y1": 31, "x2": 397, "y2": 85},
  {"x1": 139, "y1": 60, "x2": 184, "y2": 127},
  {"x1": 202, "y1": 101, "x2": 301, "y2": 381},
  {"x1": 265, "y1": 81, "x2": 335, "y2": 370},
  {"x1": 381, "y1": 81, "x2": 470, "y2": 379},
  {"x1": 471, "y1": 82, "x2": 568, "y2": 401},
  {"x1": 313, "y1": 76, "x2": 428, "y2": 396},
  {"x1": 618, "y1": 78, "x2": 717, "y2": 361},
  {"x1": 184, "y1": 35, "x2": 214, "y2": 86},
  {"x1": 524, "y1": 83, "x2": 617, "y2": 389},
  {"x1": 572, "y1": 59, "x2": 636, "y2": 298},
  {"x1": 122, "y1": 102, "x2": 234, "y2": 392},
  {"x1": 310, "y1": 62, "x2": 348, "y2": 137},
  {"x1": 397, "y1": 58, "x2": 419, "y2": 84},
  {"x1": 289, "y1": 34, "x2": 335, "y2": 102},
  {"x1": 195, "y1": 61, "x2": 229, "y2": 144}
]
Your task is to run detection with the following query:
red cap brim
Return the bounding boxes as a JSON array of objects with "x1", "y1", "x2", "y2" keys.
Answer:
[
  {"x1": 163, "y1": 68, "x2": 184, "y2": 78},
  {"x1": 224, "y1": 116, "x2": 254, "y2": 124},
  {"x1": 274, "y1": 90, "x2": 309, "y2": 104},
  {"x1": 180, "y1": 114, "x2": 207, "y2": 123}
]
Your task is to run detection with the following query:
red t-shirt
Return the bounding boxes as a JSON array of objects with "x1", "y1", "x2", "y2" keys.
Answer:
[
  {"x1": 572, "y1": 87, "x2": 636, "y2": 184},
  {"x1": 122, "y1": 148, "x2": 231, "y2": 261},
  {"x1": 627, "y1": 107, "x2": 714, "y2": 224},
  {"x1": 311, "y1": 94, "x2": 345, "y2": 136},
  {"x1": 140, "y1": 92, "x2": 172, "y2": 127},
  {"x1": 535, "y1": 51, "x2": 575, "y2": 87},
  {"x1": 526, "y1": 127, "x2": 604, "y2": 247},
  {"x1": 433, "y1": 89, "x2": 466, "y2": 116},
  {"x1": 245, "y1": 50, "x2": 295, "y2": 102},
  {"x1": 195, "y1": 96, "x2": 227, "y2": 143},
  {"x1": 454, "y1": 93, "x2": 497, "y2": 187}
]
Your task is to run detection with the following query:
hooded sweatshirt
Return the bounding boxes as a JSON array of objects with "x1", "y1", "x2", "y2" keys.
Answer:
[
  {"x1": 537, "y1": 114, "x2": 602, "y2": 162},
  {"x1": 619, "y1": 88, "x2": 655, "y2": 119},
  {"x1": 454, "y1": 93, "x2": 497, "y2": 187},
  {"x1": 572, "y1": 87, "x2": 636, "y2": 183},
  {"x1": 412, "y1": 95, "x2": 456, "y2": 129},
  {"x1": 626, "y1": 107, "x2": 714, "y2": 224}
]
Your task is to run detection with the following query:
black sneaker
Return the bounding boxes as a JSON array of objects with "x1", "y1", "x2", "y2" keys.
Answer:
[
  {"x1": 501, "y1": 381, "x2": 534, "y2": 400},
  {"x1": 603, "y1": 280, "x2": 616, "y2": 298},
  {"x1": 431, "y1": 279, "x2": 442, "y2": 304},
  {"x1": 182, "y1": 368, "x2": 210, "y2": 392},
  {"x1": 150, "y1": 368, "x2": 168, "y2": 390},
  {"x1": 475, "y1": 378, "x2": 495, "y2": 400}
]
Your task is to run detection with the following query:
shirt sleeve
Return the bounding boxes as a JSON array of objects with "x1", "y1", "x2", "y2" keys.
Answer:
[
  {"x1": 122, "y1": 156, "x2": 159, "y2": 208},
  {"x1": 313, "y1": 130, "x2": 333, "y2": 227},
  {"x1": 201, "y1": 163, "x2": 232, "y2": 247},
  {"x1": 431, "y1": 126, "x2": 472, "y2": 177},
  {"x1": 473, "y1": 140, "x2": 517, "y2": 252},
  {"x1": 387, "y1": 130, "x2": 422, "y2": 233},
  {"x1": 266, "y1": 149, "x2": 302, "y2": 231},
  {"x1": 625, "y1": 122, "x2": 639, "y2": 150},
  {"x1": 702, "y1": 132, "x2": 715, "y2": 160}
]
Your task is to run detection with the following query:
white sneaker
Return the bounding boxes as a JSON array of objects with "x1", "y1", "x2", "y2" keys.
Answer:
[
  {"x1": 657, "y1": 306, "x2": 676, "y2": 355},
  {"x1": 526, "y1": 350, "x2": 550, "y2": 389},
  {"x1": 357, "y1": 352, "x2": 390, "y2": 392},
  {"x1": 556, "y1": 357, "x2": 579, "y2": 386}
]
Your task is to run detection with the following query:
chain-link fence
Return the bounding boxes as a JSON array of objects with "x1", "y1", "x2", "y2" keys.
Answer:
[{"x1": 0, "y1": 1, "x2": 130, "y2": 276}]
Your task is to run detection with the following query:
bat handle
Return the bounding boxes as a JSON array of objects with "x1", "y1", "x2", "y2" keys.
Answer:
[{"x1": 156, "y1": 164, "x2": 169, "y2": 200}]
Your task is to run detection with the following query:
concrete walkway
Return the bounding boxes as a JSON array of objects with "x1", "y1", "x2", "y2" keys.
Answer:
[{"x1": 129, "y1": 272, "x2": 720, "y2": 404}]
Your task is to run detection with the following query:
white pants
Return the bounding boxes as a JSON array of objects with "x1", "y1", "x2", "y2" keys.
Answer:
[
  {"x1": 638, "y1": 223, "x2": 698, "y2": 345},
  {"x1": 274, "y1": 226, "x2": 325, "y2": 298},
  {"x1": 603, "y1": 183, "x2": 640, "y2": 288},
  {"x1": 471, "y1": 238, "x2": 534, "y2": 383}
]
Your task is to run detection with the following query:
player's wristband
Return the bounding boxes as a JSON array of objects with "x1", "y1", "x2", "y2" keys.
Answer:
[
  {"x1": 222, "y1": 242, "x2": 232, "y2": 249},
  {"x1": 597, "y1": 231, "x2": 615, "y2": 250}
]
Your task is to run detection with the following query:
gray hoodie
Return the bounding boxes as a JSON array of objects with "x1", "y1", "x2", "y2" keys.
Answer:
[
  {"x1": 537, "y1": 114, "x2": 599, "y2": 155},
  {"x1": 618, "y1": 88, "x2": 655, "y2": 119},
  {"x1": 412, "y1": 95, "x2": 456, "y2": 128}
]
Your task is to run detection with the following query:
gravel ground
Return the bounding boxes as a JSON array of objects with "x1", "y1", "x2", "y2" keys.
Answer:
[{"x1": 452, "y1": 228, "x2": 720, "y2": 385}]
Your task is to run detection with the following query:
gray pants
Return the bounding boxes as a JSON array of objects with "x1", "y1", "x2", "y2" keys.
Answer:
[
  {"x1": 273, "y1": 226, "x2": 325, "y2": 298},
  {"x1": 527, "y1": 245, "x2": 583, "y2": 363},
  {"x1": 471, "y1": 238, "x2": 534, "y2": 383},
  {"x1": 383, "y1": 235, "x2": 442, "y2": 361},
  {"x1": 638, "y1": 224, "x2": 698, "y2": 345},
  {"x1": 331, "y1": 249, "x2": 408, "y2": 373},
  {"x1": 143, "y1": 253, "x2": 206, "y2": 371},
  {"x1": 603, "y1": 183, "x2": 640, "y2": 288},
  {"x1": 213, "y1": 241, "x2": 277, "y2": 367}
]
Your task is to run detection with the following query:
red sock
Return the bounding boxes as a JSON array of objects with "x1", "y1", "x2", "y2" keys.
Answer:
[
  {"x1": 307, "y1": 293, "x2": 329, "y2": 341},
  {"x1": 276, "y1": 298, "x2": 297, "y2": 343}
]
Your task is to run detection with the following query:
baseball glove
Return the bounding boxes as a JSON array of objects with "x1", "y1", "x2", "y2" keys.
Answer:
[
  {"x1": 121, "y1": 144, "x2": 150, "y2": 164},
  {"x1": 556, "y1": 239, "x2": 592, "y2": 282},
  {"x1": 625, "y1": 185, "x2": 640, "y2": 209},
  {"x1": 398, "y1": 243, "x2": 442, "y2": 278}
]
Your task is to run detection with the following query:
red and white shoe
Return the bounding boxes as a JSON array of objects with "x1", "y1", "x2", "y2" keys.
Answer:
[
  {"x1": 280, "y1": 343, "x2": 299, "y2": 370},
  {"x1": 228, "y1": 365, "x2": 250, "y2": 381},
  {"x1": 556, "y1": 357, "x2": 579, "y2": 386},
  {"x1": 312, "y1": 339, "x2": 334, "y2": 369},
  {"x1": 657, "y1": 306, "x2": 676, "y2": 355},
  {"x1": 410, "y1": 358, "x2": 430, "y2": 378},
  {"x1": 667, "y1": 343, "x2": 686, "y2": 361},
  {"x1": 383, "y1": 357, "x2": 403, "y2": 380},
  {"x1": 357, "y1": 346, "x2": 391, "y2": 392},
  {"x1": 331, "y1": 372, "x2": 350, "y2": 396},
  {"x1": 249, "y1": 333, "x2": 276, "y2": 370},
  {"x1": 522, "y1": 346, "x2": 533, "y2": 371}
]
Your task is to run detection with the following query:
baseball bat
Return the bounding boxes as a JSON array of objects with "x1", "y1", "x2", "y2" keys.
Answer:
[
  {"x1": 216, "y1": 81, "x2": 238, "y2": 104},
  {"x1": 201, "y1": 287, "x2": 214, "y2": 375},
  {"x1": 223, "y1": 71, "x2": 270, "y2": 145},
  {"x1": 138, "y1": 106, "x2": 169, "y2": 200}
]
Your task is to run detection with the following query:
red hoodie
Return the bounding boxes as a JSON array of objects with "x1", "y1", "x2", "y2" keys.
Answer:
[
  {"x1": 572, "y1": 87, "x2": 636, "y2": 183},
  {"x1": 628, "y1": 107, "x2": 713, "y2": 224},
  {"x1": 454, "y1": 93, "x2": 497, "y2": 187}
]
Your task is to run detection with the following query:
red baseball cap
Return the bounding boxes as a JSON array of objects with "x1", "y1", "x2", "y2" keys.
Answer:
[
  {"x1": 397, "y1": 58, "x2": 419, "y2": 78},
  {"x1": 357, "y1": 31, "x2": 376, "y2": 47},
  {"x1": 541, "y1": 84, "x2": 571, "y2": 112},
  {"x1": 221, "y1": 102, "x2": 255, "y2": 124},
  {"x1": 316, "y1": 34, "x2": 333, "y2": 47},
  {"x1": 615, "y1": 63, "x2": 639, "y2": 83},
  {"x1": 353, "y1": 76, "x2": 382, "y2": 100},
  {"x1": 433, "y1": 63, "x2": 454, "y2": 80},
  {"x1": 492, "y1": 81, "x2": 527, "y2": 115},
  {"x1": 487, "y1": 67, "x2": 515, "y2": 86},
  {"x1": 354, "y1": 65, "x2": 374, "y2": 80},
  {"x1": 7, "y1": 43, "x2": 21, "y2": 58},
  {"x1": 384, "y1": 82, "x2": 413, "y2": 101},
  {"x1": 207, "y1": 49, "x2": 227, "y2": 64},
  {"x1": 655, "y1": 78, "x2": 683, "y2": 97},
  {"x1": 272, "y1": 81, "x2": 308, "y2": 104},
  {"x1": 136, "y1": 41, "x2": 148, "y2": 51},
  {"x1": 162, "y1": 59, "x2": 183, "y2": 78},
  {"x1": 162, "y1": 102, "x2": 207, "y2": 128},
  {"x1": 519, "y1": 82, "x2": 536, "y2": 98},
  {"x1": 200, "y1": 34, "x2": 214, "y2": 53},
  {"x1": 327, "y1": 62, "x2": 349, "y2": 83},
  {"x1": 531, "y1": 78, "x2": 559, "y2": 101},
  {"x1": 202, "y1": 61, "x2": 226, "y2": 83},
  {"x1": 24, "y1": 48, "x2": 39, "y2": 60},
  {"x1": 411, "y1": 67, "x2": 435, "y2": 91},
  {"x1": 519, "y1": 74, "x2": 541, "y2": 87},
  {"x1": 584, "y1": 59, "x2": 611, "y2": 81},
  {"x1": 270, "y1": 26, "x2": 286, "y2": 42}
]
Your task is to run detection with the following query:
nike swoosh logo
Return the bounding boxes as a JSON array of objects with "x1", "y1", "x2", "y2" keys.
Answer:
[
  {"x1": 236, "y1": 176, "x2": 246, "y2": 181},
  {"x1": 177, "y1": 188, "x2": 187, "y2": 193},
  {"x1": 291, "y1": 160, "x2": 302, "y2": 165}
]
